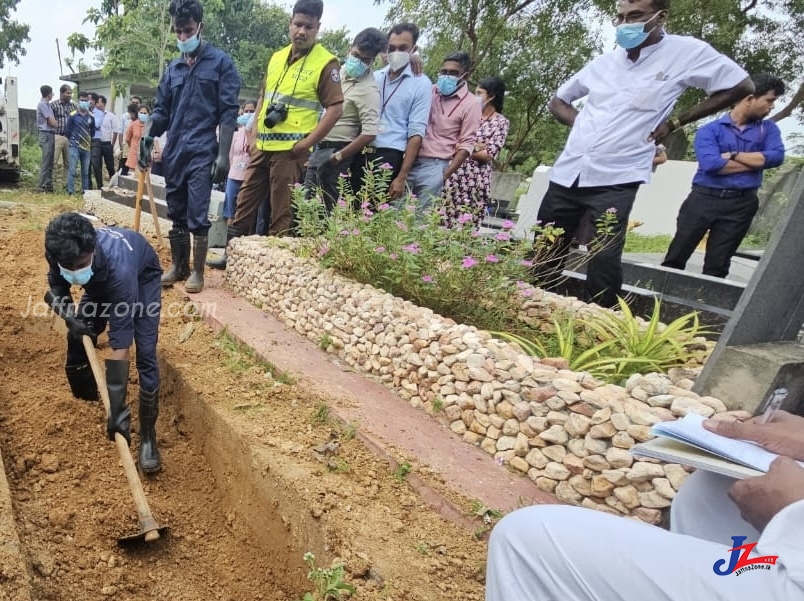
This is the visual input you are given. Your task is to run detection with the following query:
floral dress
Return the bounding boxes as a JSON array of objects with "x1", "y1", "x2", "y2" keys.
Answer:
[{"x1": 444, "y1": 112, "x2": 510, "y2": 228}]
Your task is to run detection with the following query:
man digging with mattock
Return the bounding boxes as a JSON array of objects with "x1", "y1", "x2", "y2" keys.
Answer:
[{"x1": 45, "y1": 212, "x2": 164, "y2": 473}]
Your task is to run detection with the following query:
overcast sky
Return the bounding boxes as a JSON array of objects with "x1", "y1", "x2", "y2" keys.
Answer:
[{"x1": 5, "y1": 0, "x2": 388, "y2": 107}]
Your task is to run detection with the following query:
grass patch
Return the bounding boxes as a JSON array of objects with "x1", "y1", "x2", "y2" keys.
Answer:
[
  {"x1": 393, "y1": 461, "x2": 412, "y2": 483},
  {"x1": 623, "y1": 232, "x2": 674, "y2": 254},
  {"x1": 214, "y1": 328, "x2": 296, "y2": 383},
  {"x1": 318, "y1": 333, "x2": 333, "y2": 350},
  {"x1": 311, "y1": 403, "x2": 330, "y2": 424}
]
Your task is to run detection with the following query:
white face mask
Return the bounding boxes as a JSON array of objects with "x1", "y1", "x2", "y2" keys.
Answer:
[{"x1": 387, "y1": 51, "x2": 411, "y2": 72}]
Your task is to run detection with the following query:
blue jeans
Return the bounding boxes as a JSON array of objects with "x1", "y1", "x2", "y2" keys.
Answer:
[
  {"x1": 224, "y1": 178, "x2": 243, "y2": 220},
  {"x1": 67, "y1": 146, "x2": 91, "y2": 194},
  {"x1": 406, "y1": 157, "x2": 450, "y2": 213}
]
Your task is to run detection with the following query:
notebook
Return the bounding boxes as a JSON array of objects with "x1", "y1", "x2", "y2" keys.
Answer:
[{"x1": 630, "y1": 412, "x2": 797, "y2": 479}]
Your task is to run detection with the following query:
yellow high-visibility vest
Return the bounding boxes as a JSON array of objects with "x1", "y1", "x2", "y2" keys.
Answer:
[{"x1": 256, "y1": 43, "x2": 335, "y2": 151}]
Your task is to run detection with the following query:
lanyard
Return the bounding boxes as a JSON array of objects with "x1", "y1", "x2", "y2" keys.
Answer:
[
  {"x1": 270, "y1": 50, "x2": 310, "y2": 105},
  {"x1": 380, "y1": 73, "x2": 405, "y2": 117},
  {"x1": 438, "y1": 89, "x2": 468, "y2": 118}
]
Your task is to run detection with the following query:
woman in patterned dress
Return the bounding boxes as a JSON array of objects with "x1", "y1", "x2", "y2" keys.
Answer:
[{"x1": 444, "y1": 76, "x2": 510, "y2": 229}]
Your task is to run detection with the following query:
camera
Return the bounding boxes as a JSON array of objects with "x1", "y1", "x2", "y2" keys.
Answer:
[{"x1": 263, "y1": 102, "x2": 288, "y2": 128}]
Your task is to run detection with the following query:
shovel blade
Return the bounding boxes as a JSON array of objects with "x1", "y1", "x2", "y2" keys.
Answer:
[{"x1": 117, "y1": 525, "x2": 169, "y2": 548}]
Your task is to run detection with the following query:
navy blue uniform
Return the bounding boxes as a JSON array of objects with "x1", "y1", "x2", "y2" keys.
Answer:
[
  {"x1": 48, "y1": 227, "x2": 163, "y2": 391},
  {"x1": 150, "y1": 42, "x2": 241, "y2": 235}
]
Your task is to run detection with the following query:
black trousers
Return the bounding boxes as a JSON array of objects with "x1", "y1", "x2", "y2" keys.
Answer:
[
  {"x1": 90, "y1": 139, "x2": 103, "y2": 189},
  {"x1": 535, "y1": 179, "x2": 639, "y2": 308},
  {"x1": 350, "y1": 147, "x2": 405, "y2": 201},
  {"x1": 662, "y1": 186, "x2": 759, "y2": 278},
  {"x1": 100, "y1": 141, "x2": 115, "y2": 179}
]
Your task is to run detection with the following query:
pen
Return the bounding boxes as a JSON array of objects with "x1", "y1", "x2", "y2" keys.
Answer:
[{"x1": 760, "y1": 388, "x2": 788, "y2": 424}]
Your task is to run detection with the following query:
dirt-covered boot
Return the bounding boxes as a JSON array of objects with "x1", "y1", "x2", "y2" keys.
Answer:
[
  {"x1": 161, "y1": 229, "x2": 191, "y2": 287},
  {"x1": 206, "y1": 225, "x2": 241, "y2": 270},
  {"x1": 184, "y1": 235, "x2": 208, "y2": 293},
  {"x1": 138, "y1": 388, "x2": 161, "y2": 473}
]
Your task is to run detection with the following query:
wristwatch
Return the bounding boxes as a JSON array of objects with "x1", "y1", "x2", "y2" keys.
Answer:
[
  {"x1": 730, "y1": 151, "x2": 739, "y2": 161},
  {"x1": 332, "y1": 150, "x2": 343, "y2": 163}
]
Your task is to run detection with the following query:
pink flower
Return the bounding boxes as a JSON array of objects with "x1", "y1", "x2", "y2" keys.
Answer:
[
  {"x1": 293, "y1": 182, "x2": 303, "y2": 188},
  {"x1": 352, "y1": 228, "x2": 360, "y2": 235},
  {"x1": 462, "y1": 256, "x2": 478, "y2": 269},
  {"x1": 380, "y1": 162, "x2": 393, "y2": 170},
  {"x1": 495, "y1": 232, "x2": 511, "y2": 242},
  {"x1": 502, "y1": 220, "x2": 515, "y2": 230},
  {"x1": 403, "y1": 243, "x2": 420, "y2": 254},
  {"x1": 337, "y1": 199, "x2": 347, "y2": 208},
  {"x1": 520, "y1": 259, "x2": 533, "y2": 267},
  {"x1": 361, "y1": 216, "x2": 371, "y2": 223},
  {"x1": 361, "y1": 201, "x2": 371, "y2": 209},
  {"x1": 520, "y1": 288, "x2": 534, "y2": 298},
  {"x1": 389, "y1": 253, "x2": 398, "y2": 260},
  {"x1": 605, "y1": 207, "x2": 617, "y2": 214},
  {"x1": 318, "y1": 245, "x2": 329, "y2": 256},
  {"x1": 422, "y1": 275, "x2": 433, "y2": 283},
  {"x1": 395, "y1": 221, "x2": 408, "y2": 231},
  {"x1": 471, "y1": 231, "x2": 482, "y2": 238},
  {"x1": 457, "y1": 213, "x2": 474, "y2": 224},
  {"x1": 515, "y1": 280, "x2": 527, "y2": 288},
  {"x1": 374, "y1": 246, "x2": 385, "y2": 253},
  {"x1": 485, "y1": 254, "x2": 499, "y2": 263},
  {"x1": 405, "y1": 204, "x2": 416, "y2": 212},
  {"x1": 378, "y1": 203, "x2": 391, "y2": 211},
  {"x1": 339, "y1": 229, "x2": 350, "y2": 236}
]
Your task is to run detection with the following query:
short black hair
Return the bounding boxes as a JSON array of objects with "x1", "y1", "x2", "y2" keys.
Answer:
[
  {"x1": 78, "y1": 91, "x2": 89, "y2": 100},
  {"x1": 649, "y1": 0, "x2": 670, "y2": 10},
  {"x1": 40, "y1": 85, "x2": 52, "y2": 98},
  {"x1": 353, "y1": 28, "x2": 387, "y2": 58},
  {"x1": 443, "y1": 50, "x2": 471, "y2": 74},
  {"x1": 59, "y1": 84, "x2": 71, "y2": 94},
  {"x1": 752, "y1": 73, "x2": 785, "y2": 98},
  {"x1": 292, "y1": 0, "x2": 323, "y2": 20},
  {"x1": 45, "y1": 213, "x2": 96, "y2": 267},
  {"x1": 169, "y1": 0, "x2": 203, "y2": 23},
  {"x1": 127, "y1": 103, "x2": 139, "y2": 118},
  {"x1": 131, "y1": 96, "x2": 142, "y2": 103},
  {"x1": 388, "y1": 22, "x2": 420, "y2": 44},
  {"x1": 478, "y1": 76, "x2": 506, "y2": 113},
  {"x1": 88, "y1": 92, "x2": 99, "y2": 102},
  {"x1": 97, "y1": 94, "x2": 107, "y2": 105}
]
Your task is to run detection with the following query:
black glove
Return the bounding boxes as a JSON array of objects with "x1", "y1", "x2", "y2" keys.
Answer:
[
  {"x1": 47, "y1": 290, "x2": 98, "y2": 346},
  {"x1": 211, "y1": 123, "x2": 236, "y2": 184},
  {"x1": 105, "y1": 359, "x2": 131, "y2": 445},
  {"x1": 138, "y1": 136, "x2": 154, "y2": 170},
  {"x1": 65, "y1": 362, "x2": 99, "y2": 401}
]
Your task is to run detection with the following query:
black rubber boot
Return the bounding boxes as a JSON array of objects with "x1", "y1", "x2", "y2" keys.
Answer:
[
  {"x1": 105, "y1": 359, "x2": 131, "y2": 445},
  {"x1": 206, "y1": 225, "x2": 241, "y2": 270},
  {"x1": 65, "y1": 362, "x2": 99, "y2": 401},
  {"x1": 185, "y1": 235, "x2": 208, "y2": 293},
  {"x1": 161, "y1": 229, "x2": 191, "y2": 287},
  {"x1": 138, "y1": 388, "x2": 161, "y2": 473}
]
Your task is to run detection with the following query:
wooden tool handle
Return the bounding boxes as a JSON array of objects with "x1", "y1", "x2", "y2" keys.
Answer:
[
  {"x1": 143, "y1": 168, "x2": 164, "y2": 246},
  {"x1": 134, "y1": 170, "x2": 144, "y2": 232},
  {"x1": 82, "y1": 336, "x2": 160, "y2": 542}
]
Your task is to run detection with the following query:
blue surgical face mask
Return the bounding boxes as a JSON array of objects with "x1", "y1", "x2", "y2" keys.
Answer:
[
  {"x1": 177, "y1": 31, "x2": 201, "y2": 54},
  {"x1": 344, "y1": 55, "x2": 368, "y2": 79},
  {"x1": 615, "y1": 13, "x2": 660, "y2": 49},
  {"x1": 78, "y1": 100, "x2": 90, "y2": 111},
  {"x1": 437, "y1": 74, "x2": 461, "y2": 97},
  {"x1": 237, "y1": 114, "x2": 250, "y2": 126},
  {"x1": 59, "y1": 257, "x2": 94, "y2": 286},
  {"x1": 138, "y1": 113, "x2": 150, "y2": 123}
]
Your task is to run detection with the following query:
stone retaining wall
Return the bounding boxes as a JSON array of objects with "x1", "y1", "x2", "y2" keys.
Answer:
[{"x1": 225, "y1": 237, "x2": 740, "y2": 524}]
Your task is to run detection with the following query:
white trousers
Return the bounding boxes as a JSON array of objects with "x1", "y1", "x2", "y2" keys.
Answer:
[{"x1": 486, "y1": 471, "x2": 804, "y2": 601}]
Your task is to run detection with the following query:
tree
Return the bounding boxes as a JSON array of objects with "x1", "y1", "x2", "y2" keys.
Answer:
[{"x1": 0, "y1": 0, "x2": 30, "y2": 70}]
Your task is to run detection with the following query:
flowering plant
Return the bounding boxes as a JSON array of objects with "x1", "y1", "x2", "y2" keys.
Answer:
[{"x1": 293, "y1": 163, "x2": 580, "y2": 334}]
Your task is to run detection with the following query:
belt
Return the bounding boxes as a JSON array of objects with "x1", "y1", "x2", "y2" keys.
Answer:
[
  {"x1": 38, "y1": 130, "x2": 55, "y2": 134},
  {"x1": 692, "y1": 184, "x2": 757, "y2": 199},
  {"x1": 317, "y1": 141, "x2": 348, "y2": 150}
]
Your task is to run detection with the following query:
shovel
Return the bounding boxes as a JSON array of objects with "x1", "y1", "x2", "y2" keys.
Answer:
[
  {"x1": 45, "y1": 291, "x2": 168, "y2": 546},
  {"x1": 134, "y1": 167, "x2": 164, "y2": 248}
]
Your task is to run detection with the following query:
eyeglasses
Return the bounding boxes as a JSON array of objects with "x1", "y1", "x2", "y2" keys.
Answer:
[
  {"x1": 350, "y1": 52, "x2": 375, "y2": 66},
  {"x1": 438, "y1": 69, "x2": 463, "y2": 77},
  {"x1": 611, "y1": 10, "x2": 659, "y2": 26}
]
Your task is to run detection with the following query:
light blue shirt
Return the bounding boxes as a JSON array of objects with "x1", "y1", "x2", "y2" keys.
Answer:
[
  {"x1": 91, "y1": 107, "x2": 105, "y2": 140},
  {"x1": 372, "y1": 65, "x2": 432, "y2": 152}
]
